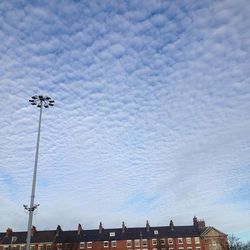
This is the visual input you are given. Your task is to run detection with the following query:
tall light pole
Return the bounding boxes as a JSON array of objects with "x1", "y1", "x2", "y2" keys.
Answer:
[{"x1": 24, "y1": 95, "x2": 54, "y2": 250}]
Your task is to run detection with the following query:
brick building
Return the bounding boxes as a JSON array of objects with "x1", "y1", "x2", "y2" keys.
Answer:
[{"x1": 0, "y1": 217, "x2": 228, "y2": 250}]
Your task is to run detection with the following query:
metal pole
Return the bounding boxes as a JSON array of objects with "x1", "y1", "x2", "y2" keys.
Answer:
[{"x1": 26, "y1": 102, "x2": 43, "y2": 250}]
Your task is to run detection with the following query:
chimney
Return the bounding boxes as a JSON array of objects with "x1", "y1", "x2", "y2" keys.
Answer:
[
  {"x1": 197, "y1": 219, "x2": 206, "y2": 228},
  {"x1": 122, "y1": 221, "x2": 126, "y2": 234},
  {"x1": 99, "y1": 222, "x2": 103, "y2": 234},
  {"x1": 77, "y1": 224, "x2": 83, "y2": 235},
  {"x1": 56, "y1": 225, "x2": 62, "y2": 237},
  {"x1": 31, "y1": 226, "x2": 37, "y2": 237},
  {"x1": 6, "y1": 228, "x2": 12, "y2": 237},
  {"x1": 193, "y1": 216, "x2": 198, "y2": 227},
  {"x1": 169, "y1": 220, "x2": 174, "y2": 231},
  {"x1": 146, "y1": 220, "x2": 150, "y2": 232}
]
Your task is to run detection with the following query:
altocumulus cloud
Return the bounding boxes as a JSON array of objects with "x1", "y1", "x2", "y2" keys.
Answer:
[{"x1": 0, "y1": 0, "x2": 250, "y2": 241}]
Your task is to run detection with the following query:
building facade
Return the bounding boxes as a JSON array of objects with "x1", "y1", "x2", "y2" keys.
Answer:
[{"x1": 0, "y1": 217, "x2": 228, "y2": 250}]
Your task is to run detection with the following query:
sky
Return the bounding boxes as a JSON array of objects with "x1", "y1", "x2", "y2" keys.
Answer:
[{"x1": 0, "y1": 0, "x2": 250, "y2": 243}]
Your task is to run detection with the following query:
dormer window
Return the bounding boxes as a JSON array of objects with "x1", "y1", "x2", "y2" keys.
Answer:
[
  {"x1": 154, "y1": 230, "x2": 158, "y2": 235},
  {"x1": 110, "y1": 232, "x2": 115, "y2": 237}
]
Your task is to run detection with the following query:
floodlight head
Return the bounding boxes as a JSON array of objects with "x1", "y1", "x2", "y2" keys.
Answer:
[{"x1": 29, "y1": 95, "x2": 54, "y2": 108}]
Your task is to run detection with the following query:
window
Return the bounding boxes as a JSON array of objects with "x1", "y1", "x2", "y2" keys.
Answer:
[
  {"x1": 195, "y1": 248, "x2": 201, "y2": 250},
  {"x1": 178, "y1": 238, "x2": 183, "y2": 244},
  {"x1": 38, "y1": 245, "x2": 43, "y2": 250},
  {"x1": 126, "y1": 240, "x2": 132, "y2": 248},
  {"x1": 135, "y1": 239, "x2": 140, "y2": 247},
  {"x1": 168, "y1": 238, "x2": 173, "y2": 245},
  {"x1": 31, "y1": 245, "x2": 35, "y2": 250},
  {"x1": 57, "y1": 244, "x2": 62, "y2": 250},
  {"x1": 152, "y1": 239, "x2": 157, "y2": 246},
  {"x1": 20, "y1": 246, "x2": 25, "y2": 250},
  {"x1": 111, "y1": 241, "x2": 116, "y2": 248},
  {"x1": 103, "y1": 242, "x2": 109, "y2": 248},
  {"x1": 4, "y1": 246, "x2": 9, "y2": 250},
  {"x1": 169, "y1": 248, "x2": 174, "y2": 250},
  {"x1": 87, "y1": 242, "x2": 92, "y2": 249},
  {"x1": 153, "y1": 248, "x2": 158, "y2": 250},
  {"x1": 80, "y1": 242, "x2": 85, "y2": 249},
  {"x1": 154, "y1": 230, "x2": 158, "y2": 235},
  {"x1": 142, "y1": 239, "x2": 147, "y2": 247},
  {"x1": 110, "y1": 232, "x2": 115, "y2": 237},
  {"x1": 179, "y1": 248, "x2": 184, "y2": 250},
  {"x1": 161, "y1": 248, "x2": 166, "y2": 250},
  {"x1": 160, "y1": 239, "x2": 165, "y2": 245},
  {"x1": 12, "y1": 246, "x2": 16, "y2": 250},
  {"x1": 186, "y1": 238, "x2": 192, "y2": 244},
  {"x1": 65, "y1": 244, "x2": 70, "y2": 250},
  {"x1": 187, "y1": 247, "x2": 193, "y2": 250},
  {"x1": 195, "y1": 238, "x2": 200, "y2": 244},
  {"x1": 46, "y1": 245, "x2": 51, "y2": 250}
]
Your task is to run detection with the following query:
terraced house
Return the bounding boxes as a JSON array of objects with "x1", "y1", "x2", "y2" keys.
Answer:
[{"x1": 0, "y1": 217, "x2": 228, "y2": 250}]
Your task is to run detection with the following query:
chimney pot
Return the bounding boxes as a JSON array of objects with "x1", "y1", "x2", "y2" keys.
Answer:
[
  {"x1": 99, "y1": 222, "x2": 103, "y2": 234},
  {"x1": 170, "y1": 220, "x2": 174, "y2": 231},
  {"x1": 78, "y1": 224, "x2": 83, "y2": 235},
  {"x1": 122, "y1": 221, "x2": 126, "y2": 233},
  {"x1": 146, "y1": 220, "x2": 150, "y2": 232}
]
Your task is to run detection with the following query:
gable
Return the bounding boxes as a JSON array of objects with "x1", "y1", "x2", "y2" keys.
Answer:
[{"x1": 201, "y1": 227, "x2": 226, "y2": 237}]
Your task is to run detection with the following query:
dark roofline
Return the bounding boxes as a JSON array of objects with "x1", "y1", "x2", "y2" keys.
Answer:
[{"x1": 0, "y1": 225, "x2": 207, "y2": 244}]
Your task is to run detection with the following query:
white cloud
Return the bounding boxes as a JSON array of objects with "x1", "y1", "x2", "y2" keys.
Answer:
[{"x1": 0, "y1": 0, "x2": 249, "y2": 240}]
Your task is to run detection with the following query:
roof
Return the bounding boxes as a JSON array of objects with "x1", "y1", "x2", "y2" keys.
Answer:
[{"x1": 0, "y1": 225, "x2": 208, "y2": 244}]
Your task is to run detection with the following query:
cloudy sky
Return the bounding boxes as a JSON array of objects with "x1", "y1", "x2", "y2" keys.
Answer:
[{"x1": 0, "y1": 0, "x2": 250, "y2": 242}]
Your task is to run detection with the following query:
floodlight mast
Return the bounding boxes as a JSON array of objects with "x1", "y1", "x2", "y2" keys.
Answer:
[{"x1": 25, "y1": 95, "x2": 54, "y2": 250}]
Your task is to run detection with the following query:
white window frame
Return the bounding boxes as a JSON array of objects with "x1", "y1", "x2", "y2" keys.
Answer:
[
  {"x1": 20, "y1": 245, "x2": 25, "y2": 250},
  {"x1": 186, "y1": 238, "x2": 192, "y2": 244},
  {"x1": 179, "y1": 248, "x2": 184, "y2": 250},
  {"x1": 135, "y1": 239, "x2": 140, "y2": 247},
  {"x1": 111, "y1": 241, "x2": 116, "y2": 248},
  {"x1": 103, "y1": 241, "x2": 109, "y2": 248},
  {"x1": 31, "y1": 245, "x2": 35, "y2": 250},
  {"x1": 152, "y1": 239, "x2": 157, "y2": 246},
  {"x1": 80, "y1": 242, "x2": 85, "y2": 249},
  {"x1": 187, "y1": 247, "x2": 193, "y2": 250},
  {"x1": 126, "y1": 240, "x2": 132, "y2": 248},
  {"x1": 38, "y1": 245, "x2": 43, "y2": 250},
  {"x1": 178, "y1": 238, "x2": 183, "y2": 244},
  {"x1": 160, "y1": 239, "x2": 165, "y2": 245},
  {"x1": 46, "y1": 244, "x2": 51, "y2": 250},
  {"x1": 110, "y1": 232, "x2": 115, "y2": 237},
  {"x1": 169, "y1": 248, "x2": 174, "y2": 250},
  {"x1": 57, "y1": 244, "x2": 62, "y2": 250},
  {"x1": 87, "y1": 242, "x2": 92, "y2": 249},
  {"x1": 195, "y1": 237, "x2": 200, "y2": 244},
  {"x1": 168, "y1": 238, "x2": 173, "y2": 245},
  {"x1": 154, "y1": 230, "x2": 158, "y2": 235},
  {"x1": 142, "y1": 239, "x2": 147, "y2": 247}
]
